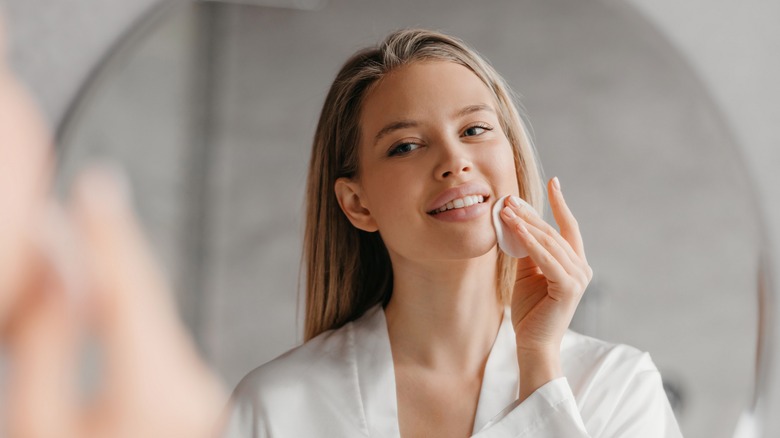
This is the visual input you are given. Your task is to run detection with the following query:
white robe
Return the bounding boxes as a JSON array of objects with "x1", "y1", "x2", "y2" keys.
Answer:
[{"x1": 222, "y1": 304, "x2": 683, "y2": 437}]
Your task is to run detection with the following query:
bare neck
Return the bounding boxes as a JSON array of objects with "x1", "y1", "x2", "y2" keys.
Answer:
[{"x1": 384, "y1": 251, "x2": 504, "y2": 377}]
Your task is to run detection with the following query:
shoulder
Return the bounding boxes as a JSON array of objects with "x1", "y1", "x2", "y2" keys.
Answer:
[
  {"x1": 562, "y1": 329, "x2": 657, "y2": 373},
  {"x1": 558, "y1": 332, "x2": 681, "y2": 436},
  {"x1": 230, "y1": 321, "x2": 355, "y2": 407},
  {"x1": 223, "y1": 312, "x2": 374, "y2": 436},
  {"x1": 561, "y1": 329, "x2": 664, "y2": 407}
]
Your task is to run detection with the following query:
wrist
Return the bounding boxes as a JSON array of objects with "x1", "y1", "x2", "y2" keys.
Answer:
[{"x1": 516, "y1": 348, "x2": 563, "y2": 402}]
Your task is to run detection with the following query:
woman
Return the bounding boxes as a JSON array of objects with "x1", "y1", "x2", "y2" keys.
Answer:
[{"x1": 224, "y1": 29, "x2": 682, "y2": 437}]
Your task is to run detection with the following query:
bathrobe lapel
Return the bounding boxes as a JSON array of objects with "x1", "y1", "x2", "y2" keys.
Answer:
[
  {"x1": 470, "y1": 306, "x2": 520, "y2": 434},
  {"x1": 352, "y1": 305, "x2": 401, "y2": 437},
  {"x1": 351, "y1": 305, "x2": 519, "y2": 437}
]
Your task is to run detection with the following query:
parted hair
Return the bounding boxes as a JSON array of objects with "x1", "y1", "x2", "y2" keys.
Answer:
[{"x1": 302, "y1": 28, "x2": 545, "y2": 341}]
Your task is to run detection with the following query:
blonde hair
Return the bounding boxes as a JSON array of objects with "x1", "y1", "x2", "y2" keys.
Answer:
[{"x1": 302, "y1": 28, "x2": 545, "y2": 341}]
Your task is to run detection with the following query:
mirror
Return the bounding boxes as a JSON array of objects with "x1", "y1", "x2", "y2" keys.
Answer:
[{"x1": 55, "y1": 1, "x2": 761, "y2": 436}]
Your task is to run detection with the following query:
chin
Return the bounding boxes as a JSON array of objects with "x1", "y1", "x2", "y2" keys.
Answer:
[{"x1": 434, "y1": 234, "x2": 498, "y2": 260}]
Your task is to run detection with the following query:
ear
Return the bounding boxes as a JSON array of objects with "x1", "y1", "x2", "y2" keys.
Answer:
[{"x1": 334, "y1": 177, "x2": 378, "y2": 232}]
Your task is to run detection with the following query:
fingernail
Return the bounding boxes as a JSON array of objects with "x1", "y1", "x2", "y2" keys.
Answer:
[
  {"x1": 553, "y1": 177, "x2": 561, "y2": 191},
  {"x1": 517, "y1": 221, "x2": 528, "y2": 234},
  {"x1": 508, "y1": 195, "x2": 524, "y2": 209},
  {"x1": 502, "y1": 206, "x2": 517, "y2": 219}
]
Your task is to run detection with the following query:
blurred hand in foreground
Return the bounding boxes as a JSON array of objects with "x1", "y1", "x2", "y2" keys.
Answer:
[{"x1": 0, "y1": 17, "x2": 226, "y2": 438}]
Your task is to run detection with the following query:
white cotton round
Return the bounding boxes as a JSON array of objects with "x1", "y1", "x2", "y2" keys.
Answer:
[{"x1": 491, "y1": 195, "x2": 537, "y2": 258}]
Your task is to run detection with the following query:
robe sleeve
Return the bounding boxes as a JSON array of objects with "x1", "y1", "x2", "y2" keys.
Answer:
[{"x1": 473, "y1": 373, "x2": 683, "y2": 438}]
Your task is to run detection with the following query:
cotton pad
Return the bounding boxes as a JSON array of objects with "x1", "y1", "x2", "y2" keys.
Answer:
[{"x1": 492, "y1": 195, "x2": 537, "y2": 258}]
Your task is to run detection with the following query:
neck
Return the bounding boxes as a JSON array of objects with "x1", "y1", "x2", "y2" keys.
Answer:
[{"x1": 383, "y1": 250, "x2": 504, "y2": 376}]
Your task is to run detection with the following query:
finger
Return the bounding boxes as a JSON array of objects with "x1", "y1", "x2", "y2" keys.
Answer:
[
  {"x1": 71, "y1": 165, "x2": 225, "y2": 436},
  {"x1": 502, "y1": 195, "x2": 583, "y2": 269},
  {"x1": 5, "y1": 207, "x2": 80, "y2": 438},
  {"x1": 516, "y1": 217, "x2": 585, "y2": 281},
  {"x1": 71, "y1": 165, "x2": 183, "y2": 383},
  {"x1": 501, "y1": 207, "x2": 570, "y2": 288},
  {"x1": 547, "y1": 177, "x2": 586, "y2": 259},
  {"x1": 0, "y1": 47, "x2": 53, "y2": 327}
]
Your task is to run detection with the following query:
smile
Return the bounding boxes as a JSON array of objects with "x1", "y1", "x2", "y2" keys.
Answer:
[{"x1": 429, "y1": 195, "x2": 486, "y2": 215}]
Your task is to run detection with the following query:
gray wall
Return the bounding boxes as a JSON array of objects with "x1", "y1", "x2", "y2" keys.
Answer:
[{"x1": 0, "y1": 0, "x2": 160, "y2": 124}]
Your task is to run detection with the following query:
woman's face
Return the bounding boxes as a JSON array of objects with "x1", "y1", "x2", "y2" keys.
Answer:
[{"x1": 341, "y1": 60, "x2": 520, "y2": 262}]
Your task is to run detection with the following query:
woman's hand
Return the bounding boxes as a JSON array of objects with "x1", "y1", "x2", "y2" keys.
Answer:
[{"x1": 500, "y1": 177, "x2": 593, "y2": 400}]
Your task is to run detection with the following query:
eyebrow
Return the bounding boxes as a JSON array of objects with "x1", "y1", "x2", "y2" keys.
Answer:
[{"x1": 372, "y1": 104, "x2": 495, "y2": 147}]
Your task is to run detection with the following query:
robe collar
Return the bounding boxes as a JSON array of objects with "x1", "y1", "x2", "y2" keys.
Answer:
[{"x1": 351, "y1": 304, "x2": 520, "y2": 437}]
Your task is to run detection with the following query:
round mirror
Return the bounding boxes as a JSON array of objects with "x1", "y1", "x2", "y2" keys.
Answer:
[{"x1": 56, "y1": 1, "x2": 761, "y2": 436}]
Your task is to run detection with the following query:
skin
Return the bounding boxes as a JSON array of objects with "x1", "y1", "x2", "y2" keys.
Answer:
[
  {"x1": 0, "y1": 19, "x2": 225, "y2": 438},
  {"x1": 335, "y1": 60, "x2": 592, "y2": 436},
  {"x1": 0, "y1": 18, "x2": 51, "y2": 329}
]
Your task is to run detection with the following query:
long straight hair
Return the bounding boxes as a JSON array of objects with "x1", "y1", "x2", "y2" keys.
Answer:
[{"x1": 302, "y1": 29, "x2": 545, "y2": 341}]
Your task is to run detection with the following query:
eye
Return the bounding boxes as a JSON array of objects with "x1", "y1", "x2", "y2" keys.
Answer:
[
  {"x1": 463, "y1": 123, "x2": 493, "y2": 137},
  {"x1": 388, "y1": 142, "x2": 422, "y2": 157}
]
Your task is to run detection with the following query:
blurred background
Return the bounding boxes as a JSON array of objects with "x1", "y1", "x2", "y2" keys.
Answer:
[{"x1": 1, "y1": 0, "x2": 778, "y2": 437}]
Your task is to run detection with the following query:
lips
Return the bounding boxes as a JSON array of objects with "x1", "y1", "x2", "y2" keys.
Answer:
[{"x1": 426, "y1": 181, "x2": 491, "y2": 214}]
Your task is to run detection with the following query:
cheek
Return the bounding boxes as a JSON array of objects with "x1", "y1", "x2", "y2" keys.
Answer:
[
  {"x1": 364, "y1": 169, "x2": 421, "y2": 221},
  {"x1": 482, "y1": 140, "x2": 518, "y2": 177},
  {"x1": 483, "y1": 148, "x2": 521, "y2": 199}
]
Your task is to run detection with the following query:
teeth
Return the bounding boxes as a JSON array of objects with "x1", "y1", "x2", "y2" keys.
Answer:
[{"x1": 434, "y1": 195, "x2": 485, "y2": 213}]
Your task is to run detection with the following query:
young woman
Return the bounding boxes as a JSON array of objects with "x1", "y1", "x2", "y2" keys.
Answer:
[{"x1": 224, "y1": 29, "x2": 682, "y2": 437}]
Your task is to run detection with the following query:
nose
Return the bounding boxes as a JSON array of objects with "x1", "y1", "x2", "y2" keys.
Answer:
[{"x1": 433, "y1": 138, "x2": 473, "y2": 180}]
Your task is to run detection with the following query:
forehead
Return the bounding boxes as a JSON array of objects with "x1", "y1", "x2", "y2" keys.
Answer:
[{"x1": 359, "y1": 60, "x2": 496, "y2": 136}]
